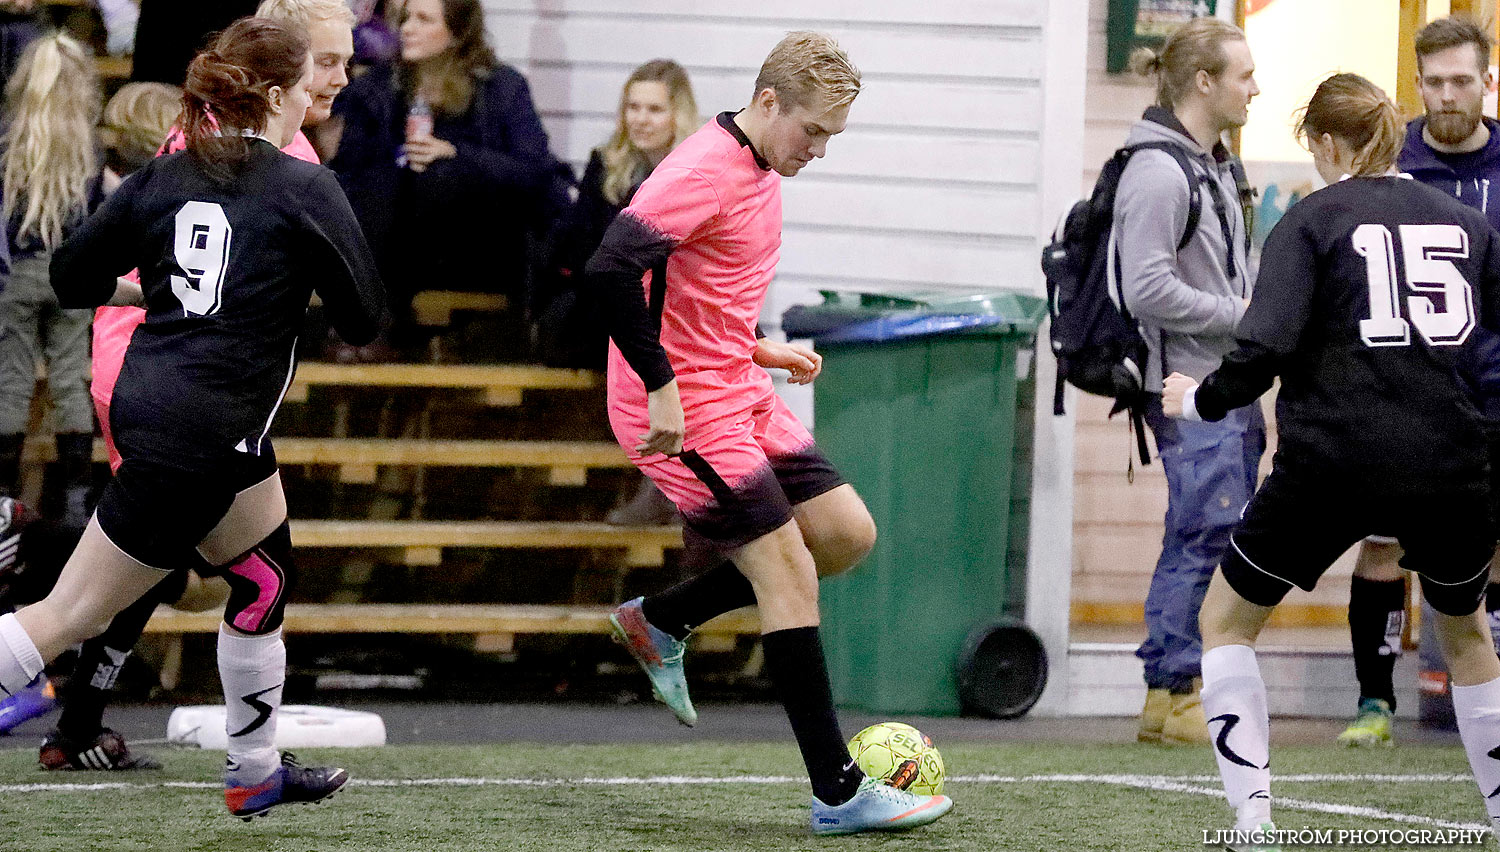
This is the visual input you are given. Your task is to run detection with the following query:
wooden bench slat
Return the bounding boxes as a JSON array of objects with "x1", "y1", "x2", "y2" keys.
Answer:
[
  {"x1": 291, "y1": 363, "x2": 599, "y2": 392},
  {"x1": 290, "y1": 520, "x2": 682, "y2": 551},
  {"x1": 25, "y1": 437, "x2": 632, "y2": 473},
  {"x1": 275, "y1": 438, "x2": 631, "y2": 469},
  {"x1": 411, "y1": 290, "x2": 508, "y2": 326},
  {"x1": 144, "y1": 603, "x2": 758, "y2": 636}
]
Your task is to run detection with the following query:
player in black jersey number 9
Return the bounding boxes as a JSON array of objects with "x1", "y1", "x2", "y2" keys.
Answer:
[{"x1": 0, "y1": 17, "x2": 383, "y2": 819}]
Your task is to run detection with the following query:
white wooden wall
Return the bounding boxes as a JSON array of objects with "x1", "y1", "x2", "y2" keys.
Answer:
[
  {"x1": 483, "y1": 0, "x2": 1085, "y2": 713},
  {"x1": 483, "y1": 0, "x2": 1050, "y2": 307}
]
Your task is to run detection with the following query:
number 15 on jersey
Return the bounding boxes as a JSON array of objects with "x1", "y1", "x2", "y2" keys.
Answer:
[
  {"x1": 170, "y1": 200, "x2": 233, "y2": 317},
  {"x1": 1355, "y1": 223, "x2": 1475, "y2": 348}
]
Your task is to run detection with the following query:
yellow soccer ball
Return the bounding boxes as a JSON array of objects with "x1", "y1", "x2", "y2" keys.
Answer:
[{"x1": 847, "y1": 722, "x2": 945, "y2": 796}]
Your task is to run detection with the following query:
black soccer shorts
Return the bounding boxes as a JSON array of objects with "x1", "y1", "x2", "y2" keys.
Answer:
[
  {"x1": 94, "y1": 433, "x2": 279, "y2": 572},
  {"x1": 1222, "y1": 460, "x2": 1494, "y2": 617}
]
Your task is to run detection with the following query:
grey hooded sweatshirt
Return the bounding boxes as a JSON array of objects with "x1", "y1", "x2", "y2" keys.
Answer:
[{"x1": 1111, "y1": 106, "x2": 1251, "y2": 387}]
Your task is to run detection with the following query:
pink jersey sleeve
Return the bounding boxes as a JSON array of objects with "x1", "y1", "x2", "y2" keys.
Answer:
[{"x1": 622, "y1": 166, "x2": 721, "y2": 244}]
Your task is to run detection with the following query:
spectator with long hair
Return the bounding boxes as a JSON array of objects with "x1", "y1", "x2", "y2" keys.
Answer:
[
  {"x1": 542, "y1": 59, "x2": 698, "y2": 372},
  {"x1": 0, "y1": 17, "x2": 382, "y2": 817},
  {"x1": 540, "y1": 59, "x2": 697, "y2": 526},
  {"x1": 0, "y1": 34, "x2": 105, "y2": 531},
  {"x1": 328, "y1": 0, "x2": 567, "y2": 354}
]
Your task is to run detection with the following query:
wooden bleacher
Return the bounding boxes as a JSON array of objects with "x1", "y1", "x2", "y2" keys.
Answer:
[
  {"x1": 29, "y1": 437, "x2": 632, "y2": 487},
  {"x1": 285, "y1": 362, "x2": 598, "y2": 406},
  {"x1": 144, "y1": 604, "x2": 756, "y2": 637},
  {"x1": 289, "y1": 519, "x2": 682, "y2": 567},
  {"x1": 279, "y1": 438, "x2": 632, "y2": 485},
  {"x1": 144, "y1": 604, "x2": 757, "y2": 655},
  {"x1": 58, "y1": 362, "x2": 760, "y2": 646},
  {"x1": 410, "y1": 290, "x2": 509, "y2": 327}
]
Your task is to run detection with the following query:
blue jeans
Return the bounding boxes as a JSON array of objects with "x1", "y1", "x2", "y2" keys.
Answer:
[{"x1": 1137, "y1": 395, "x2": 1265, "y2": 692}]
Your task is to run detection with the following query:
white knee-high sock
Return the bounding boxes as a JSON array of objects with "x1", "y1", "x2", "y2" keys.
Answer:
[
  {"x1": 217, "y1": 625, "x2": 285, "y2": 785},
  {"x1": 1201, "y1": 644, "x2": 1272, "y2": 830},
  {"x1": 1451, "y1": 675, "x2": 1500, "y2": 840},
  {"x1": 0, "y1": 612, "x2": 44, "y2": 695}
]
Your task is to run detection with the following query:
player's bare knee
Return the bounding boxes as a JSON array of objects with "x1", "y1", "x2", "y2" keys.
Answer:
[
  {"x1": 813, "y1": 512, "x2": 876, "y2": 577},
  {"x1": 738, "y1": 527, "x2": 819, "y2": 603}
]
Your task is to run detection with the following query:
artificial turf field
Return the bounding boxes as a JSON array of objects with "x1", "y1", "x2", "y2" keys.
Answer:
[{"x1": 0, "y1": 740, "x2": 1493, "y2": 851}]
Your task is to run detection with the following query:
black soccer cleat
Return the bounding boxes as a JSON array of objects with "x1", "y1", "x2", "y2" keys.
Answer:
[
  {"x1": 39, "y1": 727, "x2": 162, "y2": 771},
  {"x1": 226, "y1": 752, "x2": 349, "y2": 820}
]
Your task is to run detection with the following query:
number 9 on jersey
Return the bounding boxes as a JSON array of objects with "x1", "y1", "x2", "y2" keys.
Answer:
[{"x1": 170, "y1": 201, "x2": 233, "y2": 317}]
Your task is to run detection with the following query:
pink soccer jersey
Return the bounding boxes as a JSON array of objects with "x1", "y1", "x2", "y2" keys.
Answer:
[
  {"x1": 599, "y1": 112, "x2": 782, "y2": 445},
  {"x1": 91, "y1": 129, "x2": 321, "y2": 470}
]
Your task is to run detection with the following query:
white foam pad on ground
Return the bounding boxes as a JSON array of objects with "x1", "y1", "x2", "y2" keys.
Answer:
[{"x1": 167, "y1": 705, "x2": 386, "y2": 749}]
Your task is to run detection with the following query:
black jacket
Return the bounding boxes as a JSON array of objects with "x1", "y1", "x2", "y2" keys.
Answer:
[{"x1": 330, "y1": 63, "x2": 569, "y2": 297}]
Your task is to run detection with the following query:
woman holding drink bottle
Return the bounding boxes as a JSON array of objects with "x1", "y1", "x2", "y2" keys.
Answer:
[{"x1": 326, "y1": 0, "x2": 566, "y2": 347}]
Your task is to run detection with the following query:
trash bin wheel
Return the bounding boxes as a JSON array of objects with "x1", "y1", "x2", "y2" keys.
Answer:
[{"x1": 956, "y1": 619, "x2": 1048, "y2": 719}]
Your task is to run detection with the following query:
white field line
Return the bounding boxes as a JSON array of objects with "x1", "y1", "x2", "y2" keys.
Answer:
[
  {"x1": 0, "y1": 772, "x2": 1488, "y2": 831},
  {"x1": 1096, "y1": 775, "x2": 1489, "y2": 834}
]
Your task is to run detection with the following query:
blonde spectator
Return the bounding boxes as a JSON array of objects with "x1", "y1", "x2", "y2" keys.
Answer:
[
  {"x1": 98, "y1": 81, "x2": 179, "y2": 183},
  {"x1": 0, "y1": 34, "x2": 105, "y2": 528}
]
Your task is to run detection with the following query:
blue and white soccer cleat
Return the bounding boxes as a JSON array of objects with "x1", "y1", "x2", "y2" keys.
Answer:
[
  {"x1": 608, "y1": 596, "x2": 696, "y2": 727},
  {"x1": 810, "y1": 775, "x2": 954, "y2": 836},
  {"x1": 225, "y1": 752, "x2": 349, "y2": 820},
  {"x1": 0, "y1": 674, "x2": 55, "y2": 735}
]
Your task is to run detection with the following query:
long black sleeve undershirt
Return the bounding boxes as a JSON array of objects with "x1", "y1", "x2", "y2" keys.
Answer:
[
  {"x1": 1192, "y1": 341, "x2": 1282, "y2": 421},
  {"x1": 586, "y1": 211, "x2": 676, "y2": 391}
]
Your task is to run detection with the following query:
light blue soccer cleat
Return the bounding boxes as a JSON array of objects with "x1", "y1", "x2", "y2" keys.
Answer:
[
  {"x1": 810, "y1": 776, "x2": 954, "y2": 836},
  {"x1": 608, "y1": 597, "x2": 696, "y2": 726}
]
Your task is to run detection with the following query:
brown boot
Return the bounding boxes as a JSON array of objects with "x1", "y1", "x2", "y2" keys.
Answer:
[
  {"x1": 1161, "y1": 678, "x2": 1210, "y2": 745},
  {"x1": 1138, "y1": 688, "x2": 1169, "y2": 743}
]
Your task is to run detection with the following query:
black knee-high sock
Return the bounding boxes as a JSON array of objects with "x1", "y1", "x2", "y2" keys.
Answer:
[
  {"x1": 762, "y1": 626, "x2": 863, "y2": 806},
  {"x1": 641, "y1": 560, "x2": 757, "y2": 641},
  {"x1": 1348, "y1": 576, "x2": 1404, "y2": 710},
  {"x1": 57, "y1": 571, "x2": 187, "y2": 741}
]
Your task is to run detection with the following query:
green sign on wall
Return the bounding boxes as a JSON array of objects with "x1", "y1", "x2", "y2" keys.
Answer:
[{"x1": 1107, "y1": 0, "x2": 1220, "y2": 73}]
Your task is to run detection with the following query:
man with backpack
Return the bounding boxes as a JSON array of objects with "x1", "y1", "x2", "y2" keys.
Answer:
[{"x1": 1114, "y1": 17, "x2": 1265, "y2": 746}]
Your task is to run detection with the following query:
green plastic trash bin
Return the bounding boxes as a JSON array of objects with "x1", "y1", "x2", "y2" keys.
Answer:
[{"x1": 782, "y1": 290, "x2": 1045, "y2": 716}]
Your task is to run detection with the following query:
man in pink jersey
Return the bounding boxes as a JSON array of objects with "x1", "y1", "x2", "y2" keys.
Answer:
[
  {"x1": 590, "y1": 32, "x2": 952, "y2": 836},
  {"x1": 17, "y1": 0, "x2": 357, "y2": 772}
]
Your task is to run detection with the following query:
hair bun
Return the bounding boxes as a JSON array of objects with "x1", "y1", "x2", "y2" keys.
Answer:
[{"x1": 1128, "y1": 46, "x2": 1163, "y2": 76}]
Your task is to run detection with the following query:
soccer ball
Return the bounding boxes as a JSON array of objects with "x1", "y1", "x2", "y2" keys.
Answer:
[{"x1": 847, "y1": 722, "x2": 945, "y2": 796}]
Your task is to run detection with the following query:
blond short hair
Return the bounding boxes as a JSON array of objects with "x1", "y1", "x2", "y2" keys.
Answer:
[
  {"x1": 255, "y1": 0, "x2": 356, "y2": 27},
  {"x1": 101, "y1": 81, "x2": 180, "y2": 175},
  {"x1": 753, "y1": 31, "x2": 860, "y2": 110}
]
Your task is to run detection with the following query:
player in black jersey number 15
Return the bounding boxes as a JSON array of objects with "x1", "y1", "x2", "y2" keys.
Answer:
[
  {"x1": 0, "y1": 18, "x2": 384, "y2": 820},
  {"x1": 1164, "y1": 74, "x2": 1500, "y2": 849}
]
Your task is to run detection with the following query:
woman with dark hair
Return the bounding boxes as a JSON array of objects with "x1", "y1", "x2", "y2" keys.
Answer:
[
  {"x1": 0, "y1": 16, "x2": 383, "y2": 819},
  {"x1": 327, "y1": 0, "x2": 566, "y2": 352}
]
